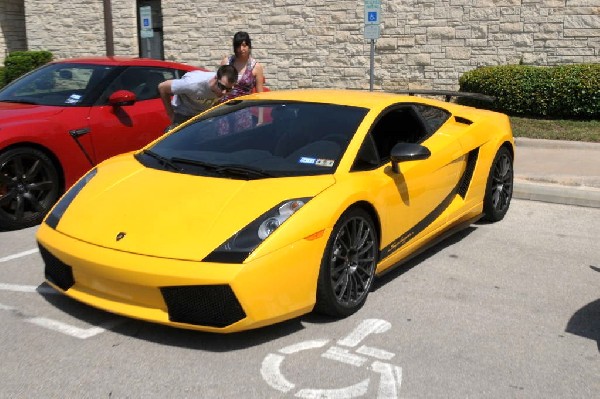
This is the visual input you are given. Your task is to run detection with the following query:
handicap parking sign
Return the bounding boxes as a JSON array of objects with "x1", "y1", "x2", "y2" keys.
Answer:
[{"x1": 364, "y1": 0, "x2": 381, "y2": 39}]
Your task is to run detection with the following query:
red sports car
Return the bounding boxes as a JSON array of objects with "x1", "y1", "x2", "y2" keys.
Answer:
[{"x1": 0, "y1": 57, "x2": 199, "y2": 230}]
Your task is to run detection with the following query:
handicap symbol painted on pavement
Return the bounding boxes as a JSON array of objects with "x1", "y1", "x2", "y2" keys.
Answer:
[{"x1": 261, "y1": 319, "x2": 402, "y2": 398}]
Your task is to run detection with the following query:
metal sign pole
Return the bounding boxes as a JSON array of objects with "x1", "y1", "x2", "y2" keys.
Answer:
[{"x1": 370, "y1": 39, "x2": 375, "y2": 91}]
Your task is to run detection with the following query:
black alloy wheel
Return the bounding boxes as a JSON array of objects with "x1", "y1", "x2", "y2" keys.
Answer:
[
  {"x1": 483, "y1": 146, "x2": 513, "y2": 222},
  {"x1": 0, "y1": 147, "x2": 61, "y2": 230},
  {"x1": 315, "y1": 208, "x2": 379, "y2": 317}
]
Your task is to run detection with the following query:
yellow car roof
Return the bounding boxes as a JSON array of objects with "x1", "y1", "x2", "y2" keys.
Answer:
[{"x1": 242, "y1": 89, "x2": 424, "y2": 109}]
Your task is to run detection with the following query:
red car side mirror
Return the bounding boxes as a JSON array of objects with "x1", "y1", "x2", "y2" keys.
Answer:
[{"x1": 109, "y1": 90, "x2": 136, "y2": 106}]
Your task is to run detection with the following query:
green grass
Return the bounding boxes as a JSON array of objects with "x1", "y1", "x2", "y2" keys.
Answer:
[{"x1": 510, "y1": 117, "x2": 600, "y2": 142}]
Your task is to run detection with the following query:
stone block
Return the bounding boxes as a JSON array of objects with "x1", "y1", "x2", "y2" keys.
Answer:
[
  {"x1": 446, "y1": 46, "x2": 472, "y2": 59},
  {"x1": 427, "y1": 27, "x2": 456, "y2": 39}
]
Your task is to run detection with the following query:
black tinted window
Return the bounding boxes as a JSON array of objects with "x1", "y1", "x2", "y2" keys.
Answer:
[
  {"x1": 99, "y1": 67, "x2": 175, "y2": 102},
  {"x1": 413, "y1": 104, "x2": 451, "y2": 135},
  {"x1": 143, "y1": 101, "x2": 368, "y2": 178}
]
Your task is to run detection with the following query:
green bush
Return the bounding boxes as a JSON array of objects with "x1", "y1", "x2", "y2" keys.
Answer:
[
  {"x1": 0, "y1": 67, "x2": 5, "y2": 89},
  {"x1": 458, "y1": 64, "x2": 600, "y2": 119},
  {"x1": 2, "y1": 50, "x2": 53, "y2": 86}
]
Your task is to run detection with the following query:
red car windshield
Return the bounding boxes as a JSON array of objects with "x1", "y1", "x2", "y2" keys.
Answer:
[{"x1": 0, "y1": 63, "x2": 117, "y2": 106}]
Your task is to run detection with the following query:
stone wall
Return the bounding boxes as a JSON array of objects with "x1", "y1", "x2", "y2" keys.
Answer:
[
  {"x1": 161, "y1": 0, "x2": 600, "y2": 91},
  {"x1": 111, "y1": 1, "x2": 138, "y2": 55},
  {"x1": 9, "y1": 0, "x2": 600, "y2": 91},
  {"x1": 23, "y1": 0, "x2": 106, "y2": 61}
]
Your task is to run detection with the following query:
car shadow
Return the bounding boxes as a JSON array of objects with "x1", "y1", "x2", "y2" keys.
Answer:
[
  {"x1": 37, "y1": 282, "x2": 305, "y2": 350},
  {"x1": 299, "y1": 226, "x2": 478, "y2": 327},
  {"x1": 565, "y1": 266, "x2": 600, "y2": 352},
  {"x1": 372, "y1": 225, "x2": 477, "y2": 291}
]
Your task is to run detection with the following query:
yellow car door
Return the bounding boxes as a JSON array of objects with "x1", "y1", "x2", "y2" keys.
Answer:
[{"x1": 355, "y1": 105, "x2": 464, "y2": 271}]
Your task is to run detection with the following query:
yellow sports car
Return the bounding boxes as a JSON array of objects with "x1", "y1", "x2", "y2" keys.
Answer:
[{"x1": 36, "y1": 89, "x2": 514, "y2": 333}]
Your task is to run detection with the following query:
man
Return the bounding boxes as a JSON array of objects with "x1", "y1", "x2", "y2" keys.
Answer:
[{"x1": 158, "y1": 64, "x2": 238, "y2": 129}]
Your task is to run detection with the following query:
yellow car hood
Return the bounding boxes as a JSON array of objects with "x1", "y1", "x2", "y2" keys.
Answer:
[{"x1": 55, "y1": 156, "x2": 335, "y2": 261}]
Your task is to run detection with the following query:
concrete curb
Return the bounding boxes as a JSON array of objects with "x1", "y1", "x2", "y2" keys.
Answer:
[
  {"x1": 515, "y1": 137, "x2": 600, "y2": 150},
  {"x1": 513, "y1": 138, "x2": 600, "y2": 208},
  {"x1": 513, "y1": 179, "x2": 600, "y2": 208}
]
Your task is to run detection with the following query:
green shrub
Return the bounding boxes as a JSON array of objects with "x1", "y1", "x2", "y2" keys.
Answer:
[
  {"x1": 458, "y1": 64, "x2": 600, "y2": 119},
  {"x1": 3, "y1": 50, "x2": 53, "y2": 85},
  {"x1": 0, "y1": 67, "x2": 5, "y2": 89}
]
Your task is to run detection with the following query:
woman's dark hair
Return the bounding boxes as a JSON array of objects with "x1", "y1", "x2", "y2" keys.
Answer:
[{"x1": 233, "y1": 31, "x2": 252, "y2": 53}]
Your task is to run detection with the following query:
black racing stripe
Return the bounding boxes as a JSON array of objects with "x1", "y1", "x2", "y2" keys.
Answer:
[{"x1": 380, "y1": 147, "x2": 480, "y2": 260}]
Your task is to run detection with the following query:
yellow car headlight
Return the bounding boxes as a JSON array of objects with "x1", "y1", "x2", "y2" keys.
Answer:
[{"x1": 204, "y1": 198, "x2": 310, "y2": 263}]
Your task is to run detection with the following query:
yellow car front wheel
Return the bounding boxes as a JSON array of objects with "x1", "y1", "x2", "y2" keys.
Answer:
[{"x1": 315, "y1": 207, "x2": 379, "y2": 317}]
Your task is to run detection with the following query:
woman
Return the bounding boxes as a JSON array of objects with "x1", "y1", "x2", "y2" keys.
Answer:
[
  {"x1": 217, "y1": 31, "x2": 265, "y2": 133},
  {"x1": 219, "y1": 31, "x2": 265, "y2": 101}
]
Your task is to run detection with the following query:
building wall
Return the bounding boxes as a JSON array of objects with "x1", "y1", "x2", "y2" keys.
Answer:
[
  {"x1": 10, "y1": 0, "x2": 600, "y2": 91},
  {"x1": 0, "y1": 0, "x2": 27, "y2": 64},
  {"x1": 23, "y1": 0, "x2": 107, "y2": 60},
  {"x1": 111, "y1": 1, "x2": 139, "y2": 56},
  {"x1": 160, "y1": 0, "x2": 600, "y2": 91}
]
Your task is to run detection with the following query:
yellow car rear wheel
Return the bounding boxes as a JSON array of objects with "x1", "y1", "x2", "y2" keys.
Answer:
[{"x1": 483, "y1": 146, "x2": 513, "y2": 222}]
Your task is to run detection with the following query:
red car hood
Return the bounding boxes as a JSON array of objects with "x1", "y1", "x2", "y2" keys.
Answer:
[{"x1": 0, "y1": 102, "x2": 65, "y2": 126}]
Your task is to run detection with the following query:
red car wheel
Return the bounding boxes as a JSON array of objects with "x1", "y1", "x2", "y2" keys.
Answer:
[{"x1": 0, "y1": 147, "x2": 61, "y2": 230}]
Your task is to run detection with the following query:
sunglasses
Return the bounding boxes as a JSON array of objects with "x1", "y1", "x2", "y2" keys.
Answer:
[{"x1": 216, "y1": 80, "x2": 233, "y2": 93}]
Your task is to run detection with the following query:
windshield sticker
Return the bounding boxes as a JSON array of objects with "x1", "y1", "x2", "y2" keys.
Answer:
[
  {"x1": 299, "y1": 157, "x2": 316, "y2": 164},
  {"x1": 297, "y1": 157, "x2": 335, "y2": 167},
  {"x1": 65, "y1": 94, "x2": 82, "y2": 104},
  {"x1": 316, "y1": 159, "x2": 335, "y2": 167}
]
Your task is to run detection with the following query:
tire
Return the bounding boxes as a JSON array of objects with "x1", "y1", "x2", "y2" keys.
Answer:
[
  {"x1": 0, "y1": 147, "x2": 61, "y2": 231},
  {"x1": 482, "y1": 146, "x2": 513, "y2": 222},
  {"x1": 315, "y1": 208, "x2": 379, "y2": 317}
]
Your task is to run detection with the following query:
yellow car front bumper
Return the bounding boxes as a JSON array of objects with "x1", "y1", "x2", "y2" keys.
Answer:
[{"x1": 37, "y1": 223, "x2": 329, "y2": 333}]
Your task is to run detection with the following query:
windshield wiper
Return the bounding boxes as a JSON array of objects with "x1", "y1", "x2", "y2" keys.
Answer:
[
  {"x1": 171, "y1": 157, "x2": 220, "y2": 170},
  {"x1": 142, "y1": 150, "x2": 182, "y2": 171},
  {"x1": 0, "y1": 99, "x2": 39, "y2": 105},
  {"x1": 171, "y1": 157, "x2": 274, "y2": 179},
  {"x1": 215, "y1": 164, "x2": 275, "y2": 179}
]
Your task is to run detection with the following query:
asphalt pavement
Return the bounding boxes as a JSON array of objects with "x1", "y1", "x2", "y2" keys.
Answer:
[{"x1": 513, "y1": 137, "x2": 600, "y2": 208}]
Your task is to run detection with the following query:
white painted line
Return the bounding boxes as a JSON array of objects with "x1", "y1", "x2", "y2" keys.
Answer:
[
  {"x1": 371, "y1": 361, "x2": 402, "y2": 399},
  {"x1": 0, "y1": 302, "x2": 16, "y2": 311},
  {"x1": 337, "y1": 319, "x2": 391, "y2": 348},
  {"x1": 261, "y1": 320, "x2": 402, "y2": 398},
  {"x1": 26, "y1": 317, "x2": 125, "y2": 339},
  {"x1": 261, "y1": 353, "x2": 295, "y2": 393},
  {"x1": 322, "y1": 346, "x2": 367, "y2": 367},
  {"x1": 26, "y1": 317, "x2": 106, "y2": 339},
  {"x1": 356, "y1": 345, "x2": 395, "y2": 361},
  {"x1": 279, "y1": 339, "x2": 330, "y2": 355},
  {"x1": 295, "y1": 379, "x2": 370, "y2": 399},
  {"x1": 0, "y1": 248, "x2": 39, "y2": 263},
  {"x1": 0, "y1": 283, "x2": 58, "y2": 295}
]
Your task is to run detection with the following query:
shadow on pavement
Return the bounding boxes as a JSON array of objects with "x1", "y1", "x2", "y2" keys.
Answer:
[{"x1": 565, "y1": 266, "x2": 600, "y2": 352}]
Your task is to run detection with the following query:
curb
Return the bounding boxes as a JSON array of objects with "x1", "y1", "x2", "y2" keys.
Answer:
[
  {"x1": 515, "y1": 137, "x2": 600, "y2": 151},
  {"x1": 513, "y1": 138, "x2": 600, "y2": 208},
  {"x1": 513, "y1": 179, "x2": 600, "y2": 208}
]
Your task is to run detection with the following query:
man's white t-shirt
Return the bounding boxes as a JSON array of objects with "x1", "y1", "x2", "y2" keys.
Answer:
[{"x1": 171, "y1": 70, "x2": 217, "y2": 117}]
